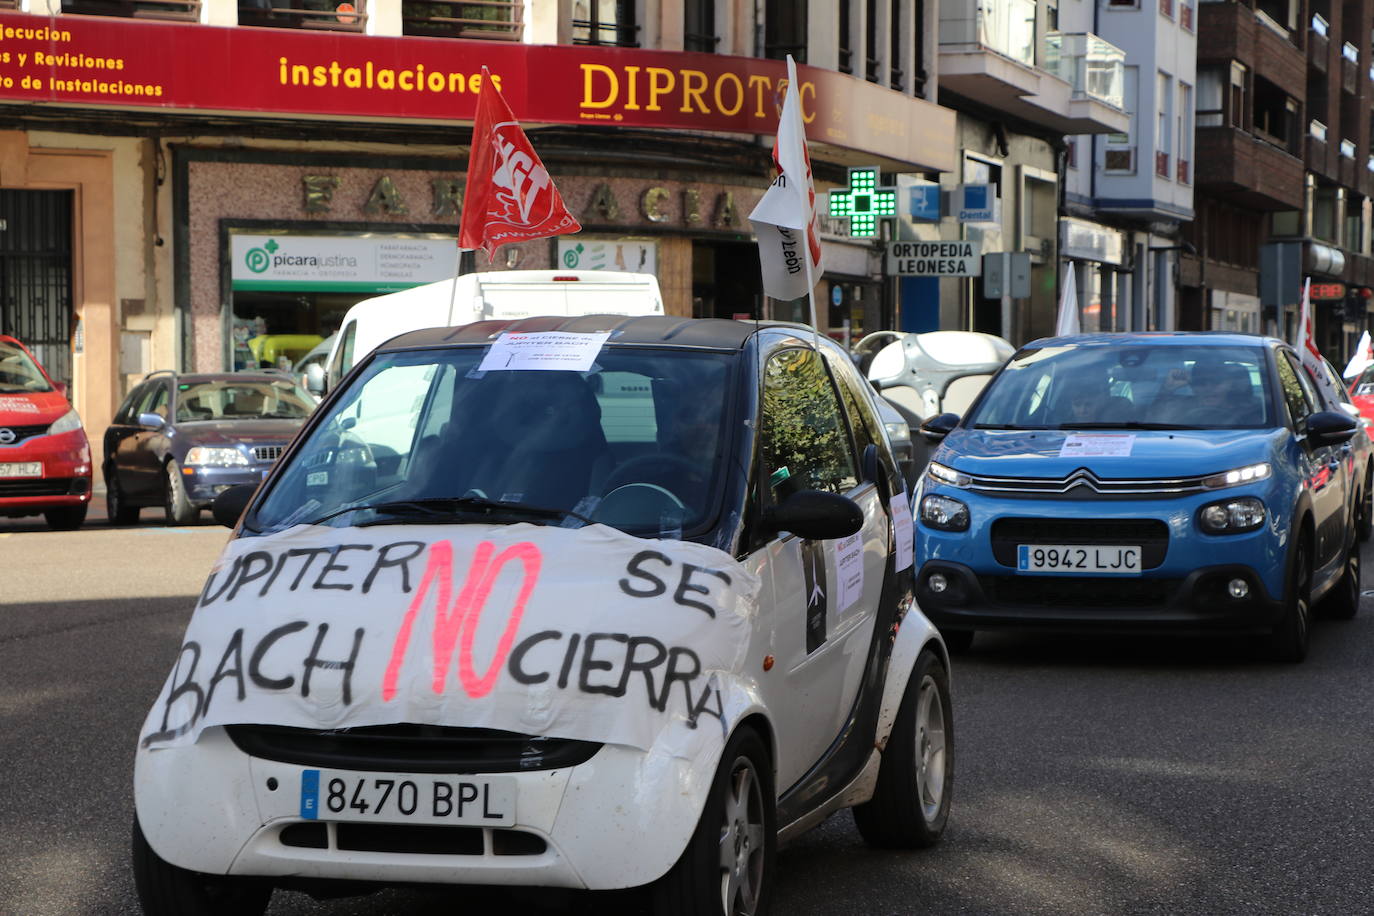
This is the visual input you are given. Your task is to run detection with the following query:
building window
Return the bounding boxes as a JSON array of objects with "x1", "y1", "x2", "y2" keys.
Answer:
[
  {"x1": 866, "y1": 0, "x2": 880, "y2": 82},
  {"x1": 1197, "y1": 67, "x2": 1224, "y2": 127},
  {"x1": 1159, "y1": 0, "x2": 1173, "y2": 19},
  {"x1": 765, "y1": 0, "x2": 807, "y2": 60},
  {"x1": 399, "y1": 1, "x2": 521, "y2": 39},
  {"x1": 890, "y1": 0, "x2": 906, "y2": 90},
  {"x1": 65, "y1": 0, "x2": 198, "y2": 18},
  {"x1": 573, "y1": 0, "x2": 638, "y2": 46},
  {"x1": 1105, "y1": 65, "x2": 1137, "y2": 172},
  {"x1": 239, "y1": 0, "x2": 368, "y2": 31},
  {"x1": 1177, "y1": 82, "x2": 1192, "y2": 183},
  {"x1": 839, "y1": 0, "x2": 854, "y2": 74},
  {"x1": 1256, "y1": 0, "x2": 1297, "y2": 33},
  {"x1": 1313, "y1": 185, "x2": 1338, "y2": 243},
  {"x1": 684, "y1": 0, "x2": 718, "y2": 52},
  {"x1": 1156, "y1": 71, "x2": 1172, "y2": 178}
]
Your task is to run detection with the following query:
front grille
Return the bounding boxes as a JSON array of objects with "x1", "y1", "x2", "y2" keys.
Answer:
[
  {"x1": 278, "y1": 821, "x2": 547, "y2": 857},
  {"x1": 0, "y1": 477, "x2": 74, "y2": 497},
  {"x1": 226, "y1": 723, "x2": 602, "y2": 774},
  {"x1": 991, "y1": 517, "x2": 1170, "y2": 569},
  {"x1": 0, "y1": 424, "x2": 48, "y2": 444},
  {"x1": 969, "y1": 467, "x2": 1210, "y2": 499},
  {"x1": 252, "y1": 445, "x2": 284, "y2": 462},
  {"x1": 983, "y1": 575, "x2": 1180, "y2": 608}
]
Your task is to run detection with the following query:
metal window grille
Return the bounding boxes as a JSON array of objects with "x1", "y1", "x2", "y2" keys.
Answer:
[
  {"x1": 0, "y1": 191, "x2": 74, "y2": 390},
  {"x1": 401, "y1": 0, "x2": 522, "y2": 39},
  {"x1": 238, "y1": 0, "x2": 369, "y2": 32},
  {"x1": 572, "y1": 0, "x2": 638, "y2": 46},
  {"x1": 62, "y1": 0, "x2": 199, "y2": 19},
  {"x1": 684, "y1": 0, "x2": 718, "y2": 52}
]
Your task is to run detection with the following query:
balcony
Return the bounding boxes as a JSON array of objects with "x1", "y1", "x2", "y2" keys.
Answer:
[
  {"x1": 1195, "y1": 126, "x2": 1305, "y2": 209},
  {"x1": 1032, "y1": 32, "x2": 1130, "y2": 132},
  {"x1": 1197, "y1": 2, "x2": 1305, "y2": 101},
  {"x1": 939, "y1": 0, "x2": 1042, "y2": 107}
]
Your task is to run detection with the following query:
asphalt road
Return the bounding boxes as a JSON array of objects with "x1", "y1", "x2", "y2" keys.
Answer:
[{"x1": 3, "y1": 506, "x2": 1373, "y2": 915}]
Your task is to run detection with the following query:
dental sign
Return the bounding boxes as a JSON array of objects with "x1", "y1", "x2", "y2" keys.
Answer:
[
  {"x1": 230, "y1": 233, "x2": 457, "y2": 292},
  {"x1": 0, "y1": 13, "x2": 954, "y2": 170}
]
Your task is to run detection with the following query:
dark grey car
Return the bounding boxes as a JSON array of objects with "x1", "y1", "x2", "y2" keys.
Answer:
[{"x1": 102, "y1": 371, "x2": 313, "y2": 525}]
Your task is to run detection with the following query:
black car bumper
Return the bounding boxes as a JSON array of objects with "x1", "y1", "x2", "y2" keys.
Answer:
[{"x1": 915, "y1": 560, "x2": 1285, "y2": 635}]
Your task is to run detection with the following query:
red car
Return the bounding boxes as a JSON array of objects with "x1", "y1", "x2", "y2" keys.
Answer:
[
  {"x1": 1349, "y1": 364, "x2": 1374, "y2": 425},
  {"x1": 0, "y1": 335, "x2": 91, "y2": 529}
]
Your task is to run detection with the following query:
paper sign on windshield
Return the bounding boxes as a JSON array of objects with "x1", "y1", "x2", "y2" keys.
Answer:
[
  {"x1": 478, "y1": 331, "x2": 610, "y2": 372},
  {"x1": 1058, "y1": 433, "x2": 1136, "y2": 458},
  {"x1": 139, "y1": 523, "x2": 759, "y2": 759}
]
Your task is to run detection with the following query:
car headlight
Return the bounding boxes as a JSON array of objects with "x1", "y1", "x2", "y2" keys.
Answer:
[
  {"x1": 927, "y1": 461, "x2": 971, "y2": 488},
  {"x1": 1198, "y1": 497, "x2": 1266, "y2": 533},
  {"x1": 185, "y1": 446, "x2": 248, "y2": 467},
  {"x1": 920, "y1": 493, "x2": 970, "y2": 531},
  {"x1": 884, "y1": 421, "x2": 911, "y2": 445},
  {"x1": 1202, "y1": 462, "x2": 1271, "y2": 489},
  {"x1": 46, "y1": 408, "x2": 82, "y2": 436}
]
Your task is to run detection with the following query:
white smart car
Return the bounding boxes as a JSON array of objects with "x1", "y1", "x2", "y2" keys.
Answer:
[{"x1": 132, "y1": 316, "x2": 954, "y2": 915}]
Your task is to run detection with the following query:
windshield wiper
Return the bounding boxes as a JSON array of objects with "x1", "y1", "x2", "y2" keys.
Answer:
[
  {"x1": 973, "y1": 423, "x2": 1046, "y2": 430},
  {"x1": 352, "y1": 496, "x2": 594, "y2": 528},
  {"x1": 1058, "y1": 421, "x2": 1193, "y2": 430}
]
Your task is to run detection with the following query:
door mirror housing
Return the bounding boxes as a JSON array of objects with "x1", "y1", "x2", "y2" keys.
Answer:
[
  {"x1": 764, "y1": 489, "x2": 864, "y2": 541},
  {"x1": 304, "y1": 363, "x2": 326, "y2": 397},
  {"x1": 1306, "y1": 409, "x2": 1359, "y2": 447},
  {"x1": 53, "y1": 381, "x2": 68, "y2": 398},
  {"x1": 137, "y1": 412, "x2": 166, "y2": 431},
  {"x1": 212, "y1": 483, "x2": 257, "y2": 529},
  {"x1": 919, "y1": 412, "x2": 960, "y2": 444}
]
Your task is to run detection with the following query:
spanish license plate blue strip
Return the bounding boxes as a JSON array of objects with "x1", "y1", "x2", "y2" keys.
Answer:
[
  {"x1": 1018, "y1": 545, "x2": 1029, "y2": 570},
  {"x1": 300, "y1": 769, "x2": 320, "y2": 820}
]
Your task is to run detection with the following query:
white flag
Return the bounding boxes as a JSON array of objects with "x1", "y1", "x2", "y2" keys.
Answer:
[
  {"x1": 749, "y1": 56, "x2": 824, "y2": 309},
  {"x1": 1296, "y1": 277, "x2": 1343, "y2": 405},
  {"x1": 1055, "y1": 261, "x2": 1080, "y2": 336},
  {"x1": 1343, "y1": 330, "x2": 1372, "y2": 379}
]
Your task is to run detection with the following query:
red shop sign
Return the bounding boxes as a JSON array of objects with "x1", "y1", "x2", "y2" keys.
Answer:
[{"x1": 0, "y1": 13, "x2": 954, "y2": 171}]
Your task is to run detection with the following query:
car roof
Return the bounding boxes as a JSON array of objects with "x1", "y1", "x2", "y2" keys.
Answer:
[
  {"x1": 376, "y1": 315, "x2": 815, "y2": 353},
  {"x1": 1024, "y1": 332, "x2": 1284, "y2": 350}
]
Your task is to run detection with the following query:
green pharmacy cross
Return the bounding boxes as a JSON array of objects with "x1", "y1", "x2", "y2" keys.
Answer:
[{"x1": 828, "y1": 168, "x2": 897, "y2": 238}]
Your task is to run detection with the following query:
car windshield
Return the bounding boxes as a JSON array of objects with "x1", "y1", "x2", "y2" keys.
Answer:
[
  {"x1": 249, "y1": 346, "x2": 738, "y2": 539},
  {"x1": 968, "y1": 344, "x2": 1276, "y2": 430},
  {"x1": 0, "y1": 341, "x2": 53, "y2": 393},
  {"x1": 175, "y1": 379, "x2": 315, "y2": 422}
]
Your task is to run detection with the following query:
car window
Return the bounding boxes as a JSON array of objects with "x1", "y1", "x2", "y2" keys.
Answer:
[
  {"x1": 250, "y1": 346, "x2": 738, "y2": 541},
  {"x1": 760, "y1": 347, "x2": 859, "y2": 503},
  {"x1": 0, "y1": 340, "x2": 52, "y2": 393},
  {"x1": 1276, "y1": 352, "x2": 1317, "y2": 425},
  {"x1": 969, "y1": 344, "x2": 1274, "y2": 429},
  {"x1": 174, "y1": 380, "x2": 314, "y2": 422},
  {"x1": 1321, "y1": 360, "x2": 1354, "y2": 408},
  {"x1": 140, "y1": 383, "x2": 170, "y2": 420},
  {"x1": 825, "y1": 350, "x2": 898, "y2": 490},
  {"x1": 116, "y1": 383, "x2": 147, "y2": 425},
  {"x1": 328, "y1": 321, "x2": 357, "y2": 390}
]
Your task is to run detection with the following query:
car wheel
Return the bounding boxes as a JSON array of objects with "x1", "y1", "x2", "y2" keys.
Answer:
[
  {"x1": 1358, "y1": 474, "x2": 1373, "y2": 542},
  {"x1": 1322, "y1": 539, "x2": 1361, "y2": 621},
  {"x1": 132, "y1": 816, "x2": 271, "y2": 916},
  {"x1": 43, "y1": 504, "x2": 88, "y2": 531},
  {"x1": 1267, "y1": 537, "x2": 1312, "y2": 663},
  {"x1": 105, "y1": 469, "x2": 140, "y2": 525},
  {"x1": 164, "y1": 459, "x2": 199, "y2": 526},
  {"x1": 651, "y1": 728, "x2": 775, "y2": 916},
  {"x1": 852, "y1": 648, "x2": 953, "y2": 848},
  {"x1": 939, "y1": 627, "x2": 974, "y2": 654}
]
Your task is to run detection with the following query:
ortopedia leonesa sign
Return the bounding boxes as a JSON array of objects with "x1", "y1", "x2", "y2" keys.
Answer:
[
  {"x1": 139, "y1": 523, "x2": 759, "y2": 760},
  {"x1": 886, "y1": 241, "x2": 982, "y2": 277}
]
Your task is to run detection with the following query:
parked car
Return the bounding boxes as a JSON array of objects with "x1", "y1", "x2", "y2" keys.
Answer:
[
  {"x1": 865, "y1": 330, "x2": 1014, "y2": 424},
  {"x1": 1347, "y1": 362, "x2": 1374, "y2": 437},
  {"x1": 915, "y1": 332, "x2": 1361, "y2": 662},
  {"x1": 102, "y1": 370, "x2": 314, "y2": 526},
  {"x1": 132, "y1": 316, "x2": 952, "y2": 916},
  {"x1": 0, "y1": 334, "x2": 91, "y2": 530},
  {"x1": 872, "y1": 393, "x2": 916, "y2": 489}
]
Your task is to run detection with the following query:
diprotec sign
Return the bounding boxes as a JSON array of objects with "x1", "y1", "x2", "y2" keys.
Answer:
[{"x1": 887, "y1": 241, "x2": 981, "y2": 277}]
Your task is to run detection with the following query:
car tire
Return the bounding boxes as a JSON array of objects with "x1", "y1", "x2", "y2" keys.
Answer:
[
  {"x1": 939, "y1": 628, "x2": 974, "y2": 654},
  {"x1": 131, "y1": 816, "x2": 271, "y2": 916},
  {"x1": 1321, "y1": 539, "x2": 1361, "y2": 621},
  {"x1": 852, "y1": 648, "x2": 953, "y2": 848},
  {"x1": 43, "y1": 504, "x2": 88, "y2": 531},
  {"x1": 105, "y1": 469, "x2": 140, "y2": 525},
  {"x1": 651, "y1": 727, "x2": 775, "y2": 916},
  {"x1": 1267, "y1": 537, "x2": 1312, "y2": 663},
  {"x1": 164, "y1": 459, "x2": 199, "y2": 526}
]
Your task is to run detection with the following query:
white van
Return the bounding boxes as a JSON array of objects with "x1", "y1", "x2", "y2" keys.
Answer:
[{"x1": 324, "y1": 270, "x2": 665, "y2": 391}]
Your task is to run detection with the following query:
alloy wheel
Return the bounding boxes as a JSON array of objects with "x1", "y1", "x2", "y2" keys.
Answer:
[
  {"x1": 718, "y1": 755, "x2": 766, "y2": 916},
  {"x1": 915, "y1": 674, "x2": 948, "y2": 820}
]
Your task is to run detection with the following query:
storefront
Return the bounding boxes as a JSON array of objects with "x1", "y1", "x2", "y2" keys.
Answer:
[{"x1": 1061, "y1": 216, "x2": 1129, "y2": 332}]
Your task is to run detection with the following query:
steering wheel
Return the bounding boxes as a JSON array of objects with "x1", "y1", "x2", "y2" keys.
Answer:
[{"x1": 601, "y1": 453, "x2": 703, "y2": 495}]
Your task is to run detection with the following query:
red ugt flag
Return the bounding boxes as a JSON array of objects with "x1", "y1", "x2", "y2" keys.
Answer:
[{"x1": 459, "y1": 67, "x2": 581, "y2": 259}]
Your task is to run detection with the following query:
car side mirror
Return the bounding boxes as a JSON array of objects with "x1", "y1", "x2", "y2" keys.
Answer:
[
  {"x1": 764, "y1": 489, "x2": 864, "y2": 541},
  {"x1": 137, "y1": 412, "x2": 166, "y2": 431},
  {"x1": 304, "y1": 363, "x2": 326, "y2": 396},
  {"x1": 919, "y1": 412, "x2": 960, "y2": 444},
  {"x1": 1306, "y1": 410, "x2": 1359, "y2": 447},
  {"x1": 53, "y1": 381, "x2": 68, "y2": 398},
  {"x1": 212, "y1": 483, "x2": 257, "y2": 529}
]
